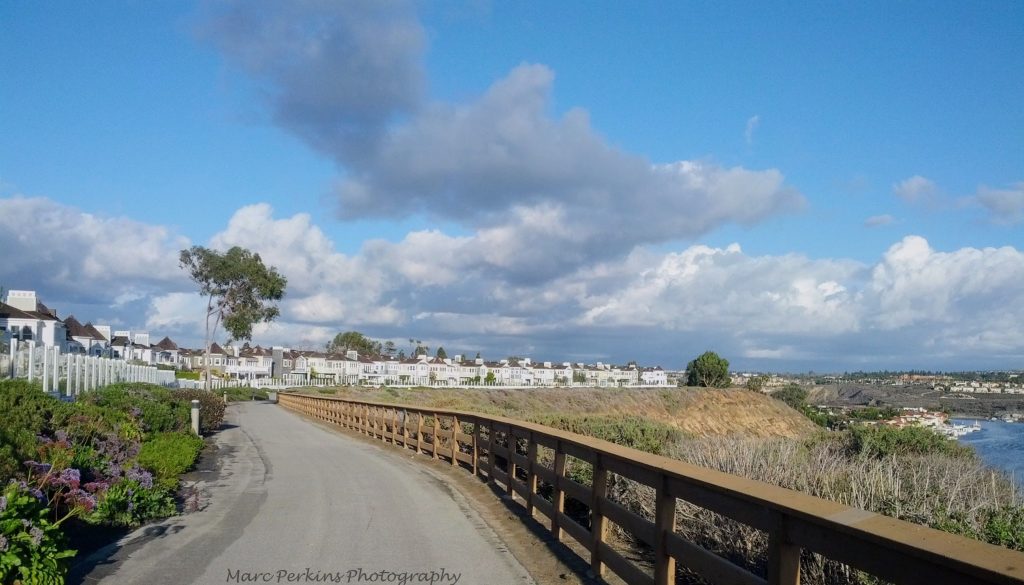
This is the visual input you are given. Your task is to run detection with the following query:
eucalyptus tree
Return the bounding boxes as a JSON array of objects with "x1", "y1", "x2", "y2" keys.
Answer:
[{"x1": 179, "y1": 246, "x2": 287, "y2": 390}]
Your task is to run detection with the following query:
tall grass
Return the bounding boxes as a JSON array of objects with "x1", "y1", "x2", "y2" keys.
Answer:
[{"x1": 605, "y1": 434, "x2": 1023, "y2": 584}]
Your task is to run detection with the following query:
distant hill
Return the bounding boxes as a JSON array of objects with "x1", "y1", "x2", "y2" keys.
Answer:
[{"x1": 324, "y1": 386, "x2": 818, "y2": 439}]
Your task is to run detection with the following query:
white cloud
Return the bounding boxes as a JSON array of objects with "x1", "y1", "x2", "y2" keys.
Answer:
[
  {"x1": 7, "y1": 197, "x2": 1024, "y2": 369},
  {"x1": 864, "y1": 214, "x2": 895, "y2": 227},
  {"x1": 892, "y1": 175, "x2": 938, "y2": 203},
  {"x1": 208, "y1": 203, "x2": 402, "y2": 327},
  {"x1": 974, "y1": 182, "x2": 1024, "y2": 225},
  {"x1": 205, "y1": 4, "x2": 804, "y2": 277},
  {"x1": 146, "y1": 292, "x2": 207, "y2": 331},
  {"x1": 577, "y1": 243, "x2": 862, "y2": 336},
  {"x1": 745, "y1": 115, "x2": 760, "y2": 145},
  {"x1": 0, "y1": 196, "x2": 189, "y2": 301}
]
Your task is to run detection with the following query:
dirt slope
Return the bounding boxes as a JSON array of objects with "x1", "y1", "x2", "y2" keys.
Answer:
[{"x1": 318, "y1": 386, "x2": 818, "y2": 439}]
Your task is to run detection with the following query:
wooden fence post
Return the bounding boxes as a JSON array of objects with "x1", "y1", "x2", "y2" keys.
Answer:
[
  {"x1": 506, "y1": 430, "x2": 516, "y2": 497},
  {"x1": 654, "y1": 476, "x2": 677, "y2": 585},
  {"x1": 417, "y1": 412, "x2": 424, "y2": 455},
  {"x1": 471, "y1": 418, "x2": 480, "y2": 477},
  {"x1": 401, "y1": 409, "x2": 409, "y2": 449},
  {"x1": 392, "y1": 408, "x2": 399, "y2": 445},
  {"x1": 527, "y1": 435, "x2": 538, "y2": 516},
  {"x1": 485, "y1": 423, "x2": 494, "y2": 482},
  {"x1": 768, "y1": 515, "x2": 801, "y2": 585},
  {"x1": 451, "y1": 415, "x2": 459, "y2": 467},
  {"x1": 551, "y1": 441, "x2": 567, "y2": 541},
  {"x1": 432, "y1": 413, "x2": 440, "y2": 460},
  {"x1": 590, "y1": 454, "x2": 609, "y2": 578}
]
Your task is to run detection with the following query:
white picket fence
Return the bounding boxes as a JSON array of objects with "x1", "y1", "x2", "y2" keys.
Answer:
[
  {"x1": 0, "y1": 340, "x2": 163, "y2": 398},
  {"x1": 177, "y1": 375, "x2": 333, "y2": 391}
]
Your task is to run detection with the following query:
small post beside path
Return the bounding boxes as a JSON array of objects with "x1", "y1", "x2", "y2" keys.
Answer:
[{"x1": 190, "y1": 399, "x2": 201, "y2": 435}]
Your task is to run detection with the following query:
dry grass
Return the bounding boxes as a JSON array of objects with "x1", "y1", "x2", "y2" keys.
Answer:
[
  {"x1": 321, "y1": 385, "x2": 819, "y2": 438},
  {"x1": 606, "y1": 435, "x2": 1023, "y2": 584}
]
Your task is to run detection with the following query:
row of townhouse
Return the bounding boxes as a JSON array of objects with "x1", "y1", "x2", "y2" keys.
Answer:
[
  {"x1": 2, "y1": 290, "x2": 669, "y2": 387},
  {"x1": 946, "y1": 381, "x2": 1024, "y2": 395},
  {"x1": 189, "y1": 345, "x2": 669, "y2": 387},
  {"x1": 1, "y1": 290, "x2": 184, "y2": 367}
]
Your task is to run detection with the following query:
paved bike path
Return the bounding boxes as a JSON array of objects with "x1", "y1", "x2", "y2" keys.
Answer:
[{"x1": 77, "y1": 401, "x2": 534, "y2": 585}]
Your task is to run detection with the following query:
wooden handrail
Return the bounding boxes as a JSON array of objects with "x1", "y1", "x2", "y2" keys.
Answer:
[{"x1": 278, "y1": 392, "x2": 1024, "y2": 585}]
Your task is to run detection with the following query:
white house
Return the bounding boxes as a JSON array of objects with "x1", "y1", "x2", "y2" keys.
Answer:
[
  {"x1": 640, "y1": 366, "x2": 668, "y2": 386},
  {"x1": 0, "y1": 290, "x2": 68, "y2": 350}
]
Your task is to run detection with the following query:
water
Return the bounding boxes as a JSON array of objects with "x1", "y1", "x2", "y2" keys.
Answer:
[{"x1": 954, "y1": 418, "x2": 1024, "y2": 485}]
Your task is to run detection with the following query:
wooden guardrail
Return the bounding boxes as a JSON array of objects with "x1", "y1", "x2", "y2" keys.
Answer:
[{"x1": 278, "y1": 392, "x2": 1024, "y2": 585}]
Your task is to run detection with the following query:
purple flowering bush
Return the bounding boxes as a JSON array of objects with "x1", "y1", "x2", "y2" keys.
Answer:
[
  {"x1": 0, "y1": 480, "x2": 77, "y2": 585},
  {"x1": 1, "y1": 380, "x2": 209, "y2": 582}
]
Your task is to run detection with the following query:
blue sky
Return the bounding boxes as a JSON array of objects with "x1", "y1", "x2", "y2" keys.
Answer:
[{"x1": 1, "y1": 1, "x2": 1022, "y2": 371}]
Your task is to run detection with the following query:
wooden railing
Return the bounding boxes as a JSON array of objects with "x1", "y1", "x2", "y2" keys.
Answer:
[{"x1": 278, "y1": 392, "x2": 1024, "y2": 585}]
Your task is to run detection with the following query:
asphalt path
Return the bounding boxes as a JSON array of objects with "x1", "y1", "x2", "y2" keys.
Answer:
[{"x1": 76, "y1": 401, "x2": 534, "y2": 585}]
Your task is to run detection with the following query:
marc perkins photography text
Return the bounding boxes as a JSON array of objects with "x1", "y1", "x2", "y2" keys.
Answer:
[{"x1": 226, "y1": 567, "x2": 462, "y2": 585}]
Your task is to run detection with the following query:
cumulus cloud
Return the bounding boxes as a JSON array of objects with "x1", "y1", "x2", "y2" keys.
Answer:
[
  {"x1": 974, "y1": 182, "x2": 1024, "y2": 224},
  {"x1": 892, "y1": 175, "x2": 938, "y2": 204},
  {"x1": 6, "y1": 198, "x2": 1024, "y2": 368},
  {"x1": 577, "y1": 243, "x2": 862, "y2": 337},
  {"x1": 203, "y1": 7, "x2": 804, "y2": 280},
  {"x1": 0, "y1": 196, "x2": 189, "y2": 303},
  {"x1": 208, "y1": 203, "x2": 399, "y2": 326},
  {"x1": 864, "y1": 214, "x2": 895, "y2": 227},
  {"x1": 575, "y1": 235, "x2": 1024, "y2": 365}
]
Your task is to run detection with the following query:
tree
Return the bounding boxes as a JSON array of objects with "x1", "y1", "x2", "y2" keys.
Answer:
[
  {"x1": 413, "y1": 344, "x2": 429, "y2": 357},
  {"x1": 383, "y1": 340, "x2": 397, "y2": 357},
  {"x1": 179, "y1": 246, "x2": 287, "y2": 391},
  {"x1": 685, "y1": 351, "x2": 731, "y2": 388},
  {"x1": 484, "y1": 371, "x2": 496, "y2": 385},
  {"x1": 397, "y1": 349, "x2": 406, "y2": 360},
  {"x1": 770, "y1": 384, "x2": 808, "y2": 410},
  {"x1": 435, "y1": 346, "x2": 447, "y2": 359},
  {"x1": 746, "y1": 375, "x2": 769, "y2": 392},
  {"x1": 327, "y1": 331, "x2": 381, "y2": 355}
]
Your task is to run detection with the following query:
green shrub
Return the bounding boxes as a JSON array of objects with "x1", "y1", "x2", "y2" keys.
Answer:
[
  {"x1": 172, "y1": 390, "x2": 225, "y2": 434},
  {"x1": 82, "y1": 384, "x2": 188, "y2": 436},
  {"x1": 0, "y1": 380, "x2": 60, "y2": 482},
  {"x1": 848, "y1": 406, "x2": 900, "y2": 421},
  {"x1": 770, "y1": 384, "x2": 808, "y2": 410},
  {"x1": 174, "y1": 370, "x2": 200, "y2": 380},
  {"x1": 223, "y1": 387, "x2": 269, "y2": 402},
  {"x1": 0, "y1": 480, "x2": 76, "y2": 585},
  {"x1": 50, "y1": 400, "x2": 141, "y2": 448},
  {"x1": 86, "y1": 479, "x2": 175, "y2": 527},
  {"x1": 138, "y1": 433, "x2": 205, "y2": 490},
  {"x1": 847, "y1": 424, "x2": 972, "y2": 458},
  {"x1": 528, "y1": 414, "x2": 680, "y2": 456}
]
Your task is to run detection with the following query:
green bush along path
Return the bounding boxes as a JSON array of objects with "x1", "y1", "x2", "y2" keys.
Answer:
[{"x1": 0, "y1": 381, "x2": 212, "y2": 585}]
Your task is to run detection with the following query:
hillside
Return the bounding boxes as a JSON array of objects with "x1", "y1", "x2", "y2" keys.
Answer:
[{"x1": 315, "y1": 386, "x2": 818, "y2": 439}]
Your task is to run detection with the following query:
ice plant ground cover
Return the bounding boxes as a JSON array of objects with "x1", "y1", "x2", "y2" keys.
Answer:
[{"x1": 0, "y1": 380, "x2": 209, "y2": 585}]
